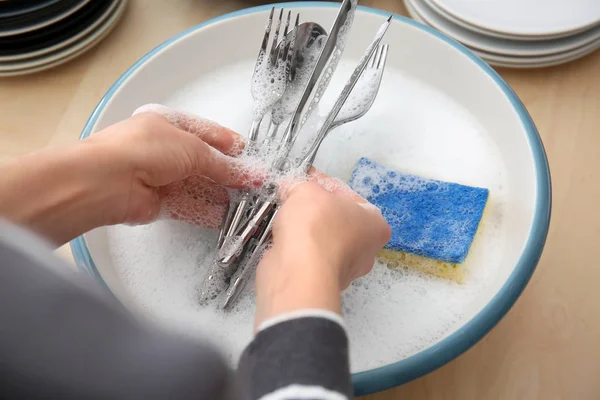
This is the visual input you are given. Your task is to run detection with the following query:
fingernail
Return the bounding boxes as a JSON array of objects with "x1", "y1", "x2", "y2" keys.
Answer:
[
  {"x1": 132, "y1": 103, "x2": 169, "y2": 116},
  {"x1": 358, "y1": 202, "x2": 383, "y2": 214}
]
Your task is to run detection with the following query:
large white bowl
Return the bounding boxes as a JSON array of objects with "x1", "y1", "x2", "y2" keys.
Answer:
[{"x1": 71, "y1": 2, "x2": 551, "y2": 395}]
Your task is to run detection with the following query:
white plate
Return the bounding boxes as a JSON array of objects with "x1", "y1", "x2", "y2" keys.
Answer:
[
  {"x1": 69, "y1": 3, "x2": 550, "y2": 395},
  {"x1": 431, "y1": 0, "x2": 600, "y2": 38},
  {"x1": 481, "y1": 42, "x2": 600, "y2": 68},
  {"x1": 406, "y1": 0, "x2": 600, "y2": 68},
  {"x1": 475, "y1": 38, "x2": 600, "y2": 64},
  {"x1": 421, "y1": 0, "x2": 544, "y2": 41},
  {"x1": 0, "y1": 0, "x2": 120, "y2": 63},
  {"x1": 424, "y1": 0, "x2": 600, "y2": 41},
  {"x1": 409, "y1": 0, "x2": 600, "y2": 56},
  {"x1": 0, "y1": 0, "x2": 127, "y2": 76}
]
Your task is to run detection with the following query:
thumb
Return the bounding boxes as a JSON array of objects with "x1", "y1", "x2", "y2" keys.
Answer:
[{"x1": 357, "y1": 202, "x2": 392, "y2": 250}]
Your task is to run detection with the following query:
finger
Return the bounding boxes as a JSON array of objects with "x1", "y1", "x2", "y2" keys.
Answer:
[
  {"x1": 158, "y1": 177, "x2": 229, "y2": 229},
  {"x1": 350, "y1": 257, "x2": 377, "y2": 285},
  {"x1": 278, "y1": 176, "x2": 310, "y2": 200},
  {"x1": 185, "y1": 135, "x2": 264, "y2": 188},
  {"x1": 124, "y1": 189, "x2": 162, "y2": 226},
  {"x1": 136, "y1": 118, "x2": 263, "y2": 189},
  {"x1": 278, "y1": 168, "x2": 347, "y2": 199},
  {"x1": 308, "y1": 167, "x2": 367, "y2": 204},
  {"x1": 164, "y1": 203, "x2": 227, "y2": 229},
  {"x1": 357, "y1": 203, "x2": 392, "y2": 249},
  {"x1": 133, "y1": 104, "x2": 245, "y2": 156}
]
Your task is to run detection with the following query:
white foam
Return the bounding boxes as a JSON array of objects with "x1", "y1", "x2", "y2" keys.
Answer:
[
  {"x1": 251, "y1": 52, "x2": 288, "y2": 121},
  {"x1": 107, "y1": 59, "x2": 508, "y2": 372}
]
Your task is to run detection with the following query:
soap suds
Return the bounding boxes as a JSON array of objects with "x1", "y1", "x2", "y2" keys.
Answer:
[{"x1": 107, "y1": 59, "x2": 508, "y2": 372}]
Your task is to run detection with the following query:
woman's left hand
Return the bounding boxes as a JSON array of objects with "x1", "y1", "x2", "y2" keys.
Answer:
[
  {"x1": 0, "y1": 105, "x2": 254, "y2": 245},
  {"x1": 90, "y1": 104, "x2": 255, "y2": 228}
]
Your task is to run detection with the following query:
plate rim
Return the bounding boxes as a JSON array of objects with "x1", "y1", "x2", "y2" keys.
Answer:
[
  {"x1": 421, "y1": 0, "x2": 597, "y2": 41},
  {"x1": 474, "y1": 39, "x2": 600, "y2": 64},
  {"x1": 69, "y1": 1, "x2": 551, "y2": 395},
  {"x1": 0, "y1": 0, "x2": 92, "y2": 38},
  {"x1": 429, "y1": 0, "x2": 600, "y2": 38},
  {"x1": 0, "y1": 0, "x2": 126, "y2": 73},
  {"x1": 409, "y1": 0, "x2": 600, "y2": 56},
  {"x1": 0, "y1": 0, "x2": 62, "y2": 19},
  {"x1": 406, "y1": 0, "x2": 600, "y2": 68}
]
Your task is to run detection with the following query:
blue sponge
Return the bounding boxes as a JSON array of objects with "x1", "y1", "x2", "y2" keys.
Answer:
[{"x1": 348, "y1": 157, "x2": 489, "y2": 264}]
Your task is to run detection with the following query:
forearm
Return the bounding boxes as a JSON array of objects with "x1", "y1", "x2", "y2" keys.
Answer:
[{"x1": 0, "y1": 142, "x2": 120, "y2": 245}]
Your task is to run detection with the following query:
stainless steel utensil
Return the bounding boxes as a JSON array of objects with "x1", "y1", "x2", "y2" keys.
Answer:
[
  {"x1": 249, "y1": 7, "x2": 295, "y2": 143},
  {"x1": 299, "y1": 43, "x2": 389, "y2": 167},
  {"x1": 215, "y1": 7, "x2": 297, "y2": 261},
  {"x1": 222, "y1": 211, "x2": 275, "y2": 309},
  {"x1": 219, "y1": 0, "x2": 357, "y2": 258},
  {"x1": 221, "y1": 40, "x2": 391, "y2": 308},
  {"x1": 262, "y1": 22, "x2": 328, "y2": 148},
  {"x1": 217, "y1": 0, "x2": 359, "y2": 268},
  {"x1": 218, "y1": 22, "x2": 328, "y2": 256},
  {"x1": 219, "y1": 19, "x2": 392, "y2": 267},
  {"x1": 279, "y1": 0, "x2": 357, "y2": 148},
  {"x1": 200, "y1": 8, "x2": 295, "y2": 302}
]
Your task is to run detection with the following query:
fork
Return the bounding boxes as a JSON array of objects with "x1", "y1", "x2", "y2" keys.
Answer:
[
  {"x1": 298, "y1": 43, "x2": 389, "y2": 167},
  {"x1": 216, "y1": 8, "x2": 295, "y2": 251},
  {"x1": 221, "y1": 42, "x2": 391, "y2": 309},
  {"x1": 249, "y1": 7, "x2": 294, "y2": 143}
]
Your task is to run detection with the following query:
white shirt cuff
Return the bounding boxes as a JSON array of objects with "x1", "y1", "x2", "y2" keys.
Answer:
[{"x1": 257, "y1": 309, "x2": 346, "y2": 333}]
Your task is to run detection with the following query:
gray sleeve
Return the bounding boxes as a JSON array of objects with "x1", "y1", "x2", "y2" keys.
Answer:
[
  {"x1": 0, "y1": 221, "x2": 233, "y2": 400},
  {"x1": 237, "y1": 316, "x2": 353, "y2": 399}
]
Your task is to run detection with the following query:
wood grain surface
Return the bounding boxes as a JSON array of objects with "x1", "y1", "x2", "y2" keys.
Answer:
[{"x1": 1, "y1": 1, "x2": 599, "y2": 398}]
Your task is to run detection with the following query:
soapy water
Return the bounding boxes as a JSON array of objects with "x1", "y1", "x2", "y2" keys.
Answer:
[{"x1": 107, "y1": 60, "x2": 509, "y2": 372}]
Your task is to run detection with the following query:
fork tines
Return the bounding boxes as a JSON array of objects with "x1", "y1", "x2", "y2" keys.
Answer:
[
  {"x1": 269, "y1": 9, "x2": 284, "y2": 62},
  {"x1": 259, "y1": 7, "x2": 299, "y2": 66},
  {"x1": 369, "y1": 43, "x2": 389, "y2": 69}
]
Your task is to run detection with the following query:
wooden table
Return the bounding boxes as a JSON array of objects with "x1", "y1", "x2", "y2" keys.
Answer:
[{"x1": 1, "y1": 1, "x2": 599, "y2": 398}]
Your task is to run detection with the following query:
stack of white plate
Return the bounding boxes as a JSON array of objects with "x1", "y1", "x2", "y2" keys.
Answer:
[
  {"x1": 0, "y1": 0, "x2": 127, "y2": 77},
  {"x1": 404, "y1": 0, "x2": 600, "y2": 68}
]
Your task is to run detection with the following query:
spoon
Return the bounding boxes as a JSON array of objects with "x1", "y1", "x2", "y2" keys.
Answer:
[{"x1": 263, "y1": 22, "x2": 328, "y2": 146}]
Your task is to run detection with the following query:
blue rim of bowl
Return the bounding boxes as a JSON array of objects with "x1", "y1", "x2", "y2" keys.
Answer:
[{"x1": 70, "y1": 1, "x2": 552, "y2": 396}]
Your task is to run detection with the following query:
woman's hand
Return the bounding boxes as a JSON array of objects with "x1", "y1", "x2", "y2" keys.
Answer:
[
  {"x1": 0, "y1": 105, "x2": 252, "y2": 245},
  {"x1": 87, "y1": 104, "x2": 253, "y2": 228},
  {"x1": 254, "y1": 172, "x2": 391, "y2": 328}
]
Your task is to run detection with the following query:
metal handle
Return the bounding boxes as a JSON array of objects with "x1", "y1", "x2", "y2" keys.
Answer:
[
  {"x1": 280, "y1": 0, "x2": 355, "y2": 146},
  {"x1": 216, "y1": 117, "x2": 264, "y2": 255},
  {"x1": 217, "y1": 197, "x2": 276, "y2": 266},
  {"x1": 222, "y1": 211, "x2": 275, "y2": 309}
]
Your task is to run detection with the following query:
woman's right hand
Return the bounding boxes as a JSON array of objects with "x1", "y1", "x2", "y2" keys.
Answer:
[{"x1": 254, "y1": 174, "x2": 391, "y2": 328}]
